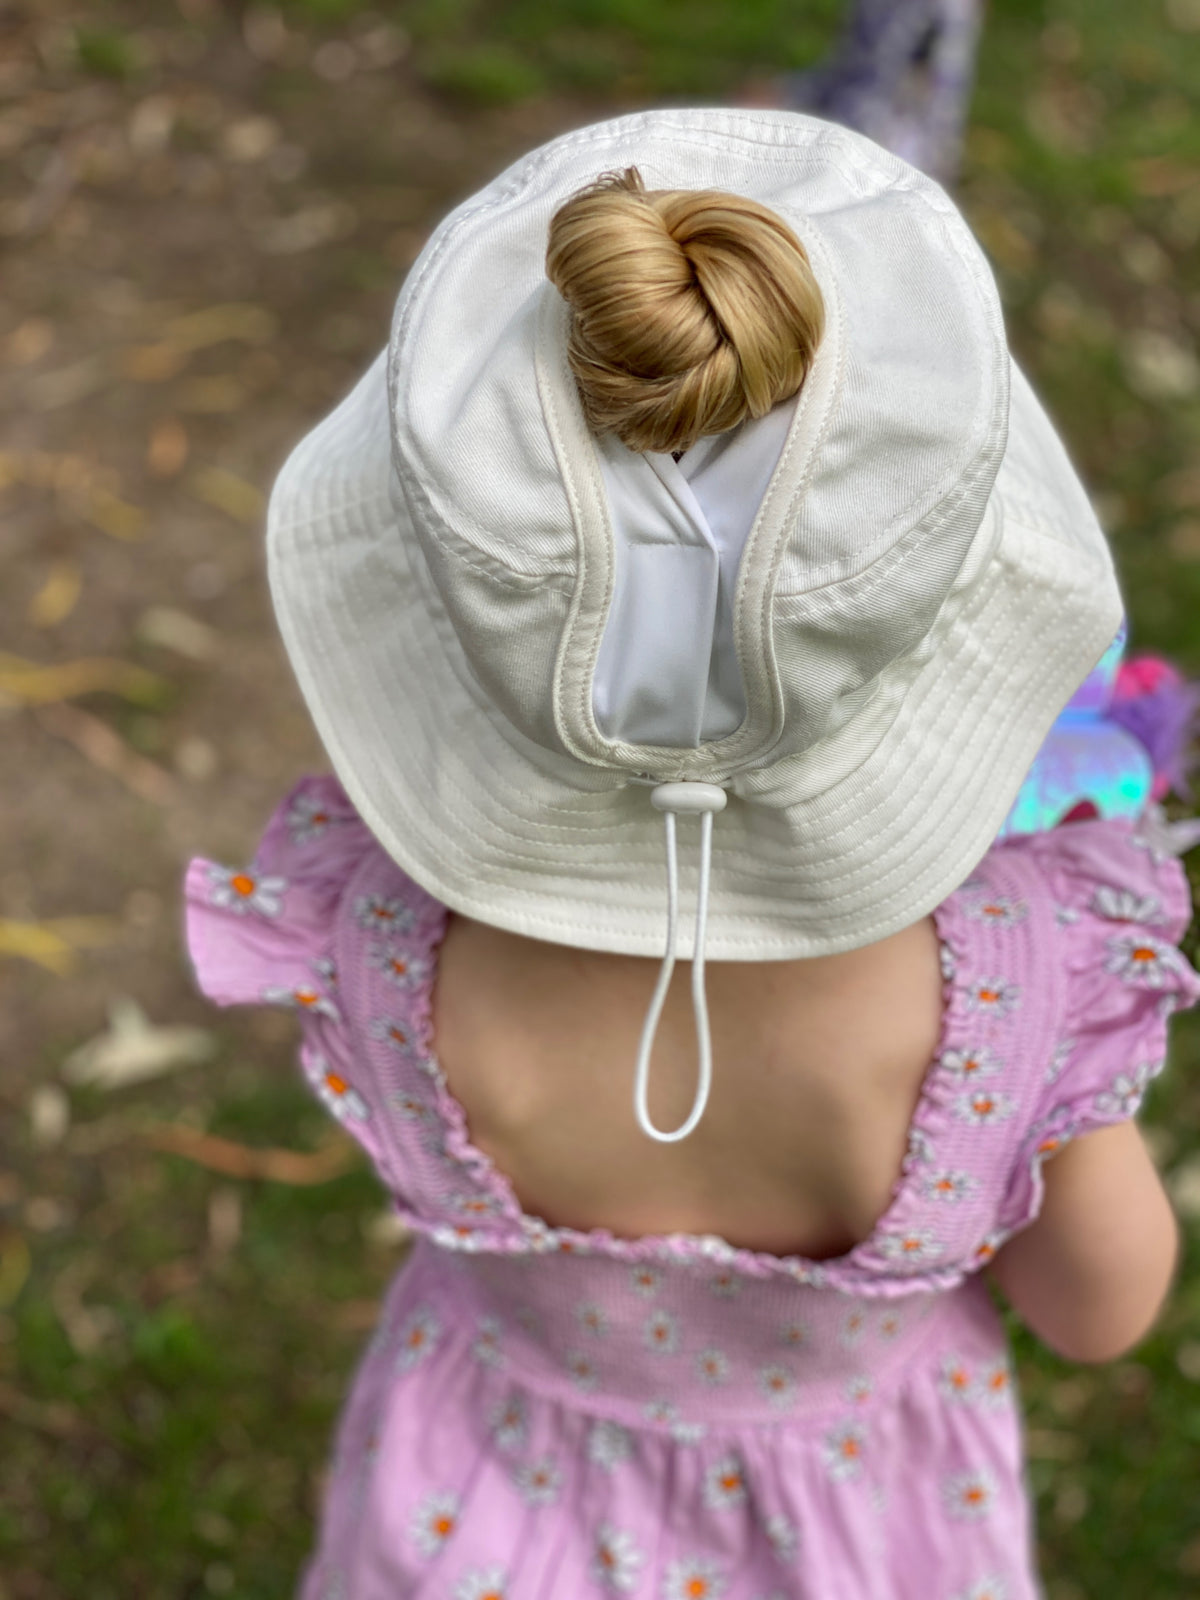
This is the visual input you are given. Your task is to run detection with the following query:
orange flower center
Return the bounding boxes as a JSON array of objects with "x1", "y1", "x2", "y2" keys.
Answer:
[
  {"x1": 1131, "y1": 946, "x2": 1156, "y2": 962},
  {"x1": 720, "y1": 1473, "x2": 741, "y2": 1492},
  {"x1": 433, "y1": 1515, "x2": 454, "y2": 1536},
  {"x1": 390, "y1": 958, "x2": 408, "y2": 975},
  {"x1": 974, "y1": 1097, "x2": 995, "y2": 1114},
  {"x1": 978, "y1": 988, "x2": 1000, "y2": 1004},
  {"x1": 687, "y1": 1581, "x2": 708, "y2": 1598},
  {"x1": 408, "y1": 1329, "x2": 425, "y2": 1347},
  {"x1": 598, "y1": 1549, "x2": 615, "y2": 1569},
  {"x1": 295, "y1": 989, "x2": 319, "y2": 1007},
  {"x1": 902, "y1": 1237, "x2": 922, "y2": 1252},
  {"x1": 230, "y1": 873, "x2": 255, "y2": 897},
  {"x1": 325, "y1": 1072, "x2": 347, "y2": 1095},
  {"x1": 842, "y1": 1438, "x2": 860, "y2": 1458},
  {"x1": 390, "y1": 1027, "x2": 407, "y2": 1044},
  {"x1": 964, "y1": 1486, "x2": 985, "y2": 1505}
]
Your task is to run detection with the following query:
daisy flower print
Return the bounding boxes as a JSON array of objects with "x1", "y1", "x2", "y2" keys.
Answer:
[
  {"x1": 514, "y1": 1458, "x2": 561, "y2": 1507},
  {"x1": 923, "y1": 1170, "x2": 978, "y2": 1204},
  {"x1": 951, "y1": 1577, "x2": 1009, "y2": 1600},
  {"x1": 1104, "y1": 932, "x2": 1184, "y2": 989},
  {"x1": 1092, "y1": 885, "x2": 1160, "y2": 923},
  {"x1": 590, "y1": 1526, "x2": 644, "y2": 1594},
  {"x1": 575, "y1": 1302, "x2": 608, "y2": 1338},
  {"x1": 629, "y1": 1265, "x2": 661, "y2": 1297},
  {"x1": 262, "y1": 983, "x2": 339, "y2": 1021},
  {"x1": 304, "y1": 1056, "x2": 369, "y2": 1123},
  {"x1": 566, "y1": 1350, "x2": 600, "y2": 1391},
  {"x1": 368, "y1": 944, "x2": 431, "y2": 990},
  {"x1": 964, "y1": 895, "x2": 1027, "y2": 928},
  {"x1": 662, "y1": 1556, "x2": 726, "y2": 1600},
  {"x1": 354, "y1": 894, "x2": 415, "y2": 935},
  {"x1": 823, "y1": 1420, "x2": 867, "y2": 1481},
  {"x1": 963, "y1": 977, "x2": 1020, "y2": 1017},
  {"x1": 943, "y1": 1468, "x2": 997, "y2": 1519},
  {"x1": 702, "y1": 1454, "x2": 748, "y2": 1510},
  {"x1": 938, "y1": 1046, "x2": 1002, "y2": 1083},
  {"x1": 587, "y1": 1419, "x2": 633, "y2": 1470},
  {"x1": 286, "y1": 789, "x2": 338, "y2": 843},
  {"x1": 839, "y1": 1309, "x2": 868, "y2": 1348},
  {"x1": 471, "y1": 1315, "x2": 504, "y2": 1367},
  {"x1": 409, "y1": 1490, "x2": 460, "y2": 1557},
  {"x1": 455, "y1": 1566, "x2": 507, "y2": 1600},
  {"x1": 695, "y1": 1347, "x2": 730, "y2": 1385},
  {"x1": 369, "y1": 1016, "x2": 418, "y2": 1055},
  {"x1": 1093, "y1": 1068, "x2": 1152, "y2": 1119},
  {"x1": 394, "y1": 1307, "x2": 440, "y2": 1372},
  {"x1": 877, "y1": 1228, "x2": 943, "y2": 1267},
  {"x1": 977, "y1": 1360, "x2": 1013, "y2": 1409},
  {"x1": 489, "y1": 1393, "x2": 527, "y2": 1452},
  {"x1": 206, "y1": 863, "x2": 286, "y2": 918},
  {"x1": 643, "y1": 1310, "x2": 680, "y2": 1355},
  {"x1": 938, "y1": 1356, "x2": 974, "y2": 1404},
  {"x1": 758, "y1": 1365, "x2": 797, "y2": 1410},
  {"x1": 765, "y1": 1514, "x2": 798, "y2": 1563},
  {"x1": 954, "y1": 1089, "x2": 1016, "y2": 1127}
]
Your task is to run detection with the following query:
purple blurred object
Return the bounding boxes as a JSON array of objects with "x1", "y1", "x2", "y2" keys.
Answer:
[
  {"x1": 998, "y1": 620, "x2": 1200, "y2": 839},
  {"x1": 786, "y1": 0, "x2": 984, "y2": 182}
]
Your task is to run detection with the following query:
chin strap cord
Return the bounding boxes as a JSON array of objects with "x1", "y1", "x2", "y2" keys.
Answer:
[{"x1": 634, "y1": 782, "x2": 728, "y2": 1143}]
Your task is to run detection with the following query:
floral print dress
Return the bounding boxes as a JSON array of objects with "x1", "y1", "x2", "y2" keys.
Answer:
[{"x1": 185, "y1": 777, "x2": 1200, "y2": 1600}]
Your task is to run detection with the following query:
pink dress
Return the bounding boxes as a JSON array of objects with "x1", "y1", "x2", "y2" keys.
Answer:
[{"x1": 185, "y1": 777, "x2": 1199, "y2": 1600}]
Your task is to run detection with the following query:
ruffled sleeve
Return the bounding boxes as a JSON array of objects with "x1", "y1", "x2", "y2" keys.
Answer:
[
  {"x1": 997, "y1": 816, "x2": 1200, "y2": 1235},
  {"x1": 184, "y1": 775, "x2": 391, "y2": 1167}
]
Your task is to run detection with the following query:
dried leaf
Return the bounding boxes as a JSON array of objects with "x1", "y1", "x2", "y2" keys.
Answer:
[
  {"x1": 0, "y1": 919, "x2": 75, "y2": 975},
  {"x1": 144, "y1": 1124, "x2": 359, "y2": 1184},
  {"x1": 62, "y1": 997, "x2": 216, "y2": 1089},
  {"x1": 0, "y1": 651, "x2": 164, "y2": 706},
  {"x1": 121, "y1": 342, "x2": 190, "y2": 382},
  {"x1": 162, "y1": 302, "x2": 277, "y2": 351},
  {"x1": 189, "y1": 465, "x2": 265, "y2": 524},
  {"x1": 29, "y1": 354, "x2": 111, "y2": 411},
  {"x1": 176, "y1": 375, "x2": 247, "y2": 414},
  {"x1": 84, "y1": 487, "x2": 146, "y2": 541},
  {"x1": 4, "y1": 317, "x2": 54, "y2": 365},
  {"x1": 0, "y1": 1229, "x2": 31, "y2": 1306},
  {"x1": 137, "y1": 605, "x2": 217, "y2": 661},
  {"x1": 28, "y1": 560, "x2": 82, "y2": 627},
  {"x1": 146, "y1": 417, "x2": 189, "y2": 478},
  {"x1": 37, "y1": 702, "x2": 178, "y2": 806}
]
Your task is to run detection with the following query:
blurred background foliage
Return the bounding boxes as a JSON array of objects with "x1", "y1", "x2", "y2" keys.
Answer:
[{"x1": 2, "y1": 0, "x2": 1200, "y2": 1596}]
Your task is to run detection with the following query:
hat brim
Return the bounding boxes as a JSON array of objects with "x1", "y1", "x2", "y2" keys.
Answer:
[{"x1": 268, "y1": 352, "x2": 1122, "y2": 960}]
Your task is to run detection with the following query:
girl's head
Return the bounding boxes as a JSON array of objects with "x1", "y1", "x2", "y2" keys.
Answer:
[
  {"x1": 267, "y1": 109, "x2": 1122, "y2": 971},
  {"x1": 545, "y1": 167, "x2": 825, "y2": 454}
]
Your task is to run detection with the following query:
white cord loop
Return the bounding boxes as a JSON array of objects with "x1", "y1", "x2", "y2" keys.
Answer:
[{"x1": 634, "y1": 782, "x2": 727, "y2": 1143}]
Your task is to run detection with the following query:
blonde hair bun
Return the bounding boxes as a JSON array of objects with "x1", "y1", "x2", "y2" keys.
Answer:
[{"x1": 545, "y1": 167, "x2": 825, "y2": 455}]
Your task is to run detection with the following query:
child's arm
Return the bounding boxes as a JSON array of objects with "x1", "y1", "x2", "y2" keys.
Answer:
[{"x1": 985, "y1": 1120, "x2": 1181, "y2": 1364}]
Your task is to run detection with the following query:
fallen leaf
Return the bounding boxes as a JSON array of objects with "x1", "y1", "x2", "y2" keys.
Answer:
[
  {"x1": 0, "y1": 919, "x2": 75, "y2": 975},
  {"x1": 28, "y1": 560, "x2": 82, "y2": 627},
  {"x1": 176, "y1": 375, "x2": 247, "y2": 413},
  {"x1": 29, "y1": 353, "x2": 111, "y2": 411},
  {"x1": 28, "y1": 1084, "x2": 70, "y2": 1149},
  {"x1": 62, "y1": 997, "x2": 216, "y2": 1089},
  {"x1": 0, "y1": 1380, "x2": 83, "y2": 1438},
  {"x1": 137, "y1": 605, "x2": 217, "y2": 660},
  {"x1": 0, "y1": 651, "x2": 165, "y2": 705},
  {"x1": 189, "y1": 465, "x2": 265, "y2": 524},
  {"x1": 146, "y1": 417, "x2": 189, "y2": 477},
  {"x1": 144, "y1": 1124, "x2": 359, "y2": 1185},
  {"x1": 161, "y1": 302, "x2": 277, "y2": 351},
  {"x1": 1121, "y1": 329, "x2": 1200, "y2": 402},
  {"x1": 121, "y1": 342, "x2": 190, "y2": 382},
  {"x1": 84, "y1": 487, "x2": 146, "y2": 541},
  {"x1": 4, "y1": 316, "x2": 54, "y2": 365},
  {"x1": 0, "y1": 1230, "x2": 31, "y2": 1305},
  {"x1": 37, "y1": 702, "x2": 178, "y2": 805}
]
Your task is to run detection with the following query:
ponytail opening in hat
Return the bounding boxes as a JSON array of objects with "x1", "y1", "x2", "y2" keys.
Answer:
[{"x1": 545, "y1": 167, "x2": 826, "y2": 455}]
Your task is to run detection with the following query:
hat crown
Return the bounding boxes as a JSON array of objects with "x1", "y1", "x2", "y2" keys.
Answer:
[{"x1": 390, "y1": 109, "x2": 1009, "y2": 784}]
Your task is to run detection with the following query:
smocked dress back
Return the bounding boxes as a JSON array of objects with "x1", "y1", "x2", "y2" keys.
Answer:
[{"x1": 186, "y1": 778, "x2": 1199, "y2": 1600}]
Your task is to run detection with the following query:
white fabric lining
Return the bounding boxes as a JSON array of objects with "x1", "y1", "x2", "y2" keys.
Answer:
[{"x1": 592, "y1": 399, "x2": 797, "y2": 748}]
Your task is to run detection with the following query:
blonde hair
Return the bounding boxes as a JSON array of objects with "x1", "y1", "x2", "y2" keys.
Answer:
[{"x1": 545, "y1": 167, "x2": 825, "y2": 455}]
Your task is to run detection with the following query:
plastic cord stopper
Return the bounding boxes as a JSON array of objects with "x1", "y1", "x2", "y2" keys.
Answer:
[{"x1": 633, "y1": 782, "x2": 727, "y2": 1143}]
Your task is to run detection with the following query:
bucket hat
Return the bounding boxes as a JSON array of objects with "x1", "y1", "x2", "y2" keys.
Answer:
[{"x1": 267, "y1": 108, "x2": 1122, "y2": 980}]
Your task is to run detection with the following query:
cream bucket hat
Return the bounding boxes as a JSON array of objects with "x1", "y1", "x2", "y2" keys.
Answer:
[{"x1": 268, "y1": 109, "x2": 1122, "y2": 982}]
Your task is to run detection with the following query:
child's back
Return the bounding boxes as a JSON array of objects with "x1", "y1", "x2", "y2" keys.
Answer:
[{"x1": 435, "y1": 912, "x2": 943, "y2": 1258}]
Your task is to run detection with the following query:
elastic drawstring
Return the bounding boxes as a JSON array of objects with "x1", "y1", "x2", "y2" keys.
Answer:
[{"x1": 633, "y1": 781, "x2": 728, "y2": 1143}]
